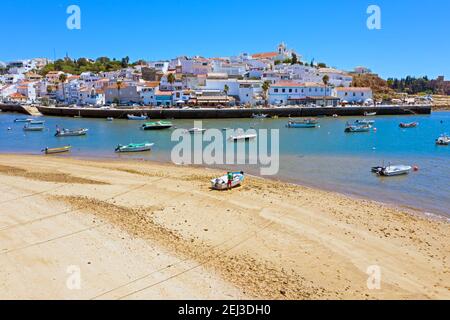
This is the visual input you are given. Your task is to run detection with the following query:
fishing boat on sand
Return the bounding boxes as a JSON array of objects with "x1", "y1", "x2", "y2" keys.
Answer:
[
  {"x1": 141, "y1": 121, "x2": 173, "y2": 130},
  {"x1": 399, "y1": 122, "x2": 419, "y2": 128},
  {"x1": 371, "y1": 165, "x2": 412, "y2": 176},
  {"x1": 115, "y1": 142, "x2": 154, "y2": 153},
  {"x1": 211, "y1": 172, "x2": 245, "y2": 190},
  {"x1": 286, "y1": 118, "x2": 319, "y2": 128},
  {"x1": 127, "y1": 114, "x2": 148, "y2": 120},
  {"x1": 55, "y1": 128, "x2": 88, "y2": 137},
  {"x1": 43, "y1": 146, "x2": 71, "y2": 154},
  {"x1": 436, "y1": 134, "x2": 450, "y2": 146},
  {"x1": 344, "y1": 123, "x2": 371, "y2": 133}
]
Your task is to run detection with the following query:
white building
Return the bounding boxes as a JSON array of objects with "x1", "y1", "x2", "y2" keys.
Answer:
[
  {"x1": 332, "y1": 87, "x2": 373, "y2": 103},
  {"x1": 268, "y1": 81, "x2": 335, "y2": 106},
  {"x1": 140, "y1": 82, "x2": 159, "y2": 106},
  {"x1": 318, "y1": 68, "x2": 353, "y2": 87},
  {"x1": 79, "y1": 87, "x2": 105, "y2": 106},
  {"x1": 203, "y1": 78, "x2": 263, "y2": 105}
]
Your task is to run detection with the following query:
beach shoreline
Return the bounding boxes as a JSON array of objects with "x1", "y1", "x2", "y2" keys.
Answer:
[{"x1": 0, "y1": 154, "x2": 449, "y2": 300}]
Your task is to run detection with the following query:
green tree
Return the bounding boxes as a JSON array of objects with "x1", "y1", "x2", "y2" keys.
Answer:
[
  {"x1": 116, "y1": 81, "x2": 123, "y2": 105},
  {"x1": 322, "y1": 75, "x2": 329, "y2": 86},
  {"x1": 291, "y1": 53, "x2": 298, "y2": 65},
  {"x1": 224, "y1": 84, "x2": 229, "y2": 97},
  {"x1": 262, "y1": 81, "x2": 271, "y2": 106},
  {"x1": 167, "y1": 73, "x2": 176, "y2": 87}
]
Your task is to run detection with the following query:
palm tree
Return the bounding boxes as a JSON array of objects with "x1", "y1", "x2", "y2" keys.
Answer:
[
  {"x1": 224, "y1": 85, "x2": 229, "y2": 97},
  {"x1": 262, "y1": 81, "x2": 271, "y2": 106},
  {"x1": 116, "y1": 80, "x2": 123, "y2": 105},
  {"x1": 167, "y1": 73, "x2": 175, "y2": 89},
  {"x1": 322, "y1": 75, "x2": 330, "y2": 107},
  {"x1": 59, "y1": 74, "x2": 67, "y2": 103}
]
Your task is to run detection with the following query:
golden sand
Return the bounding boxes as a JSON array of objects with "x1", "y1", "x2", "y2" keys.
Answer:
[{"x1": 0, "y1": 155, "x2": 448, "y2": 300}]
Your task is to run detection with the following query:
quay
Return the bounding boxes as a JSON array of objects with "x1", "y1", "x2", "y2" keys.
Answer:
[{"x1": 29, "y1": 105, "x2": 432, "y2": 119}]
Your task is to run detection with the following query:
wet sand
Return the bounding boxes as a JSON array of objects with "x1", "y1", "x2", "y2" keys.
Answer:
[{"x1": 0, "y1": 154, "x2": 448, "y2": 300}]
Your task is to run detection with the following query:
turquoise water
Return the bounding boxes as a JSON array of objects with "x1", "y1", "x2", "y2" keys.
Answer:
[{"x1": 1, "y1": 111, "x2": 449, "y2": 217}]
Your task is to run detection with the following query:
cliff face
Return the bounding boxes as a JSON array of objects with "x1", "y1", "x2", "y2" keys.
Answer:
[{"x1": 351, "y1": 74, "x2": 394, "y2": 98}]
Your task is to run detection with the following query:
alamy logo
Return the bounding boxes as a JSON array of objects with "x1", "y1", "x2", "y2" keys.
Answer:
[
  {"x1": 170, "y1": 121, "x2": 279, "y2": 176},
  {"x1": 66, "y1": 5, "x2": 81, "y2": 30},
  {"x1": 367, "y1": 5, "x2": 381, "y2": 30}
]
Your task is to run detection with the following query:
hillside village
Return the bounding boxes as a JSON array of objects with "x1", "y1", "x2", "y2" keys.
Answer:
[{"x1": 0, "y1": 43, "x2": 444, "y2": 108}]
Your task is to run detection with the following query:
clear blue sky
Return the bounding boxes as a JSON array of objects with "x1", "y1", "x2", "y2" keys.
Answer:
[{"x1": 1, "y1": 0, "x2": 448, "y2": 79}]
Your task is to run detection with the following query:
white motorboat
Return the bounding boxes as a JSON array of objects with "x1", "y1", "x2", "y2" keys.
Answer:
[
  {"x1": 372, "y1": 165, "x2": 412, "y2": 176},
  {"x1": 211, "y1": 172, "x2": 245, "y2": 190},
  {"x1": 127, "y1": 114, "x2": 148, "y2": 120},
  {"x1": 186, "y1": 128, "x2": 207, "y2": 134},
  {"x1": 55, "y1": 128, "x2": 88, "y2": 137},
  {"x1": 436, "y1": 134, "x2": 450, "y2": 146},
  {"x1": 364, "y1": 112, "x2": 377, "y2": 116},
  {"x1": 229, "y1": 133, "x2": 257, "y2": 141}
]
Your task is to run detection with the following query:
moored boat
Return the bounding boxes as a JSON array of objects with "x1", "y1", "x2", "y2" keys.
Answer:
[
  {"x1": 372, "y1": 165, "x2": 412, "y2": 176},
  {"x1": 364, "y1": 112, "x2": 377, "y2": 116},
  {"x1": 344, "y1": 123, "x2": 371, "y2": 133},
  {"x1": 106, "y1": 117, "x2": 114, "y2": 121},
  {"x1": 55, "y1": 128, "x2": 88, "y2": 137},
  {"x1": 115, "y1": 142, "x2": 154, "y2": 153},
  {"x1": 43, "y1": 146, "x2": 71, "y2": 154},
  {"x1": 399, "y1": 122, "x2": 419, "y2": 128},
  {"x1": 14, "y1": 118, "x2": 33, "y2": 123},
  {"x1": 252, "y1": 113, "x2": 268, "y2": 119},
  {"x1": 286, "y1": 118, "x2": 319, "y2": 128},
  {"x1": 23, "y1": 125, "x2": 44, "y2": 132},
  {"x1": 354, "y1": 119, "x2": 375, "y2": 125},
  {"x1": 127, "y1": 114, "x2": 148, "y2": 120},
  {"x1": 186, "y1": 128, "x2": 207, "y2": 134},
  {"x1": 211, "y1": 172, "x2": 245, "y2": 190},
  {"x1": 141, "y1": 121, "x2": 173, "y2": 130},
  {"x1": 229, "y1": 133, "x2": 257, "y2": 141},
  {"x1": 436, "y1": 134, "x2": 450, "y2": 146}
]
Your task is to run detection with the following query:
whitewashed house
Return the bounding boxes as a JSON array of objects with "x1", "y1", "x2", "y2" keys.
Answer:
[
  {"x1": 140, "y1": 81, "x2": 159, "y2": 106},
  {"x1": 318, "y1": 68, "x2": 353, "y2": 87},
  {"x1": 268, "y1": 81, "x2": 337, "y2": 106},
  {"x1": 332, "y1": 87, "x2": 373, "y2": 103},
  {"x1": 79, "y1": 87, "x2": 105, "y2": 106}
]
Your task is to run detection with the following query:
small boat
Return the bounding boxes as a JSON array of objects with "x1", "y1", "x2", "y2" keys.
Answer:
[
  {"x1": 14, "y1": 118, "x2": 33, "y2": 123},
  {"x1": 23, "y1": 125, "x2": 44, "y2": 132},
  {"x1": 372, "y1": 165, "x2": 412, "y2": 176},
  {"x1": 332, "y1": 114, "x2": 339, "y2": 118},
  {"x1": 55, "y1": 128, "x2": 88, "y2": 137},
  {"x1": 211, "y1": 172, "x2": 245, "y2": 190},
  {"x1": 364, "y1": 112, "x2": 377, "y2": 116},
  {"x1": 106, "y1": 117, "x2": 114, "y2": 121},
  {"x1": 355, "y1": 119, "x2": 375, "y2": 125},
  {"x1": 252, "y1": 113, "x2": 268, "y2": 119},
  {"x1": 43, "y1": 146, "x2": 71, "y2": 154},
  {"x1": 141, "y1": 121, "x2": 173, "y2": 130},
  {"x1": 436, "y1": 134, "x2": 450, "y2": 146},
  {"x1": 186, "y1": 128, "x2": 207, "y2": 134},
  {"x1": 344, "y1": 123, "x2": 371, "y2": 133},
  {"x1": 230, "y1": 133, "x2": 257, "y2": 141},
  {"x1": 29, "y1": 120, "x2": 45, "y2": 125},
  {"x1": 287, "y1": 118, "x2": 319, "y2": 128},
  {"x1": 127, "y1": 114, "x2": 148, "y2": 120},
  {"x1": 115, "y1": 142, "x2": 154, "y2": 153},
  {"x1": 399, "y1": 122, "x2": 419, "y2": 128}
]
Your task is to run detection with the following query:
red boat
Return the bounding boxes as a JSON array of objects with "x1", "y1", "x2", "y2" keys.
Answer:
[{"x1": 399, "y1": 122, "x2": 419, "y2": 128}]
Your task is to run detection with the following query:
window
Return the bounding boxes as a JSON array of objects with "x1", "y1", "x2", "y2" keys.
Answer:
[
  {"x1": 345, "y1": 92, "x2": 348, "y2": 96},
  {"x1": 289, "y1": 89, "x2": 292, "y2": 93},
  {"x1": 274, "y1": 88, "x2": 279, "y2": 93},
  {"x1": 282, "y1": 89, "x2": 286, "y2": 93},
  {"x1": 361, "y1": 93, "x2": 364, "y2": 96},
  {"x1": 353, "y1": 93, "x2": 356, "y2": 96}
]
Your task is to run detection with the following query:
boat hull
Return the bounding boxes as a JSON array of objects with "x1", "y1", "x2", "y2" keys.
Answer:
[
  {"x1": 44, "y1": 146, "x2": 71, "y2": 154},
  {"x1": 115, "y1": 144, "x2": 154, "y2": 153},
  {"x1": 211, "y1": 174, "x2": 244, "y2": 190}
]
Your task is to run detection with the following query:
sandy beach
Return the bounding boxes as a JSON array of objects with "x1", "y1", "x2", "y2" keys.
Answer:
[{"x1": 0, "y1": 154, "x2": 448, "y2": 300}]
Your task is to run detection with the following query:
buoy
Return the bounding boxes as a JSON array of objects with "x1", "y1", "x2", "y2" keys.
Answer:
[
  {"x1": 413, "y1": 166, "x2": 419, "y2": 172},
  {"x1": 373, "y1": 128, "x2": 377, "y2": 132}
]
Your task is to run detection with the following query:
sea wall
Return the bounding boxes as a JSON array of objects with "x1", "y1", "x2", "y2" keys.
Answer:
[
  {"x1": 35, "y1": 105, "x2": 432, "y2": 119},
  {"x1": 0, "y1": 104, "x2": 33, "y2": 115}
]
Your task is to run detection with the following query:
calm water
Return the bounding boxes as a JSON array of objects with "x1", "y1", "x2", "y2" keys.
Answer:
[{"x1": 1, "y1": 111, "x2": 449, "y2": 217}]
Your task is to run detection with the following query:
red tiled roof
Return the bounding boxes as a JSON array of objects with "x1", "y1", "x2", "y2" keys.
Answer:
[
  {"x1": 335, "y1": 87, "x2": 371, "y2": 91},
  {"x1": 252, "y1": 52, "x2": 278, "y2": 59}
]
